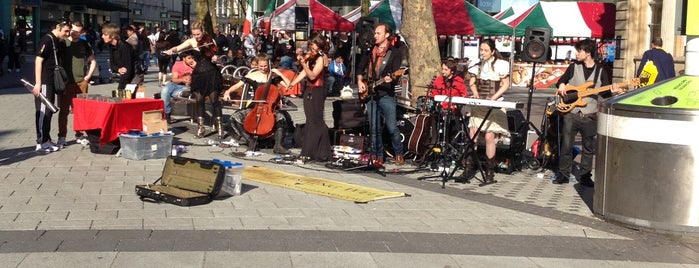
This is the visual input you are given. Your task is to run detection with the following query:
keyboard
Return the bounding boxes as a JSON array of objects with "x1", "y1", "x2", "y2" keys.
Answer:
[{"x1": 433, "y1": 95, "x2": 523, "y2": 109}]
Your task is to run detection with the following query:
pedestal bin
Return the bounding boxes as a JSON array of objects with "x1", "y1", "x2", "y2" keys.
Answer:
[{"x1": 594, "y1": 75, "x2": 699, "y2": 236}]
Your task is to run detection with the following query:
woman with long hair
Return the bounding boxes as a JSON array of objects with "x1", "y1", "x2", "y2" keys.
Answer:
[
  {"x1": 289, "y1": 33, "x2": 331, "y2": 162},
  {"x1": 167, "y1": 21, "x2": 224, "y2": 139},
  {"x1": 462, "y1": 39, "x2": 511, "y2": 183}
]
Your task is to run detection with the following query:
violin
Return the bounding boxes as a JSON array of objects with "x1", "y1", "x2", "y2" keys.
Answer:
[
  {"x1": 302, "y1": 51, "x2": 318, "y2": 62},
  {"x1": 160, "y1": 34, "x2": 217, "y2": 57},
  {"x1": 197, "y1": 34, "x2": 218, "y2": 59},
  {"x1": 243, "y1": 74, "x2": 280, "y2": 138}
]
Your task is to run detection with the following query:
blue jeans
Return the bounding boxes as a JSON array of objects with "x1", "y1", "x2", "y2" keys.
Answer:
[
  {"x1": 160, "y1": 83, "x2": 189, "y2": 114},
  {"x1": 367, "y1": 95, "x2": 402, "y2": 159}
]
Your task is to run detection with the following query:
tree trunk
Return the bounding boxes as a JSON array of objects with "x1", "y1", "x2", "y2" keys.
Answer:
[
  {"x1": 195, "y1": 0, "x2": 216, "y2": 34},
  {"x1": 401, "y1": 0, "x2": 441, "y2": 103}
]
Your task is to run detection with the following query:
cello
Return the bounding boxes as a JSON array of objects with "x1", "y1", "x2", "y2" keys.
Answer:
[{"x1": 243, "y1": 74, "x2": 280, "y2": 138}]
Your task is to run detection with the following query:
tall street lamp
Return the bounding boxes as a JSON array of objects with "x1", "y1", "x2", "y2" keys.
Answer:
[{"x1": 182, "y1": 0, "x2": 191, "y2": 34}]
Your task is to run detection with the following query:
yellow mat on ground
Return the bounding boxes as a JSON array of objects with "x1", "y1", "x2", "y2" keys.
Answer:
[{"x1": 243, "y1": 166, "x2": 408, "y2": 203}]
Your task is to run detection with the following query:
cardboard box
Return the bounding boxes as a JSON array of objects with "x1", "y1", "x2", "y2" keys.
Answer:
[{"x1": 142, "y1": 109, "x2": 168, "y2": 134}]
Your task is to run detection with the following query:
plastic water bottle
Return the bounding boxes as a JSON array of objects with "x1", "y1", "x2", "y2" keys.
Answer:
[
  {"x1": 229, "y1": 162, "x2": 244, "y2": 195},
  {"x1": 171, "y1": 145, "x2": 178, "y2": 156},
  {"x1": 450, "y1": 160, "x2": 456, "y2": 172}
]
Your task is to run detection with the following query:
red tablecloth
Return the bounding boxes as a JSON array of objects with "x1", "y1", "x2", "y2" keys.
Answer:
[{"x1": 73, "y1": 98, "x2": 164, "y2": 145}]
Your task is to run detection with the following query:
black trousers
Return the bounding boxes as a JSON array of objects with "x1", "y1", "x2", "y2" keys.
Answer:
[
  {"x1": 557, "y1": 112, "x2": 597, "y2": 178},
  {"x1": 35, "y1": 83, "x2": 57, "y2": 144}
]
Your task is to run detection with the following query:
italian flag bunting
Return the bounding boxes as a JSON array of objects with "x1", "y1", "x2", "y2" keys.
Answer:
[{"x1": 243, "y1": 0, "x2": 254, "y2": 35}]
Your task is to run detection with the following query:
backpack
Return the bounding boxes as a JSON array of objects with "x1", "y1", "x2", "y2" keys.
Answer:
[{"x1": 639, "y1": 60, "x2": 658, "y2": 87}]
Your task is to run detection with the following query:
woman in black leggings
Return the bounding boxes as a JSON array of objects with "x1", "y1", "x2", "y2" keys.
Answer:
[{"x1": 167, "y1": 21, "x2": 223, "y2": 138}]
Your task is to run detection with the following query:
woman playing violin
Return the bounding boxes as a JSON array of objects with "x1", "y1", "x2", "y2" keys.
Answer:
[
  {"x1": 166, "y1": 21, "x2": 223, "y2": 139},
  {"x1": 223, "y1": 54, "x2": 291, "y2": 153},
  {"x1": 288, "y1": 33, "x2": 331, "y2": 163}
]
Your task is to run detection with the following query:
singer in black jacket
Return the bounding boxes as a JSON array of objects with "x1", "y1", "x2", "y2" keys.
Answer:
[{"x1": 357, "y1": 23, "x2": 405, "y2": 166}]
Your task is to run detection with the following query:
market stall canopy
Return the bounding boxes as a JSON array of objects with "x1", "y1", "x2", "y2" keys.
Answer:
[
  {"x1": 343, "y1": 0, "x2": 403, "y2": 31},
  {"x1": 540, "y1": 1, "x2": 616, "y2": 38},
  {"x1": 433, "y1": 0, "x2": 512, "y2": 36},
  {"x1": 500, "y1": 2, "x2": 552, "y2": 37},
  {"x1": 309, "y1": 0, "x2": 356, "y2": 31},
  {"x1": 493, "y1": 7, "x2": 515, "y2": 20},
  {"x1": 261, "y1": 0, "x2": 356, "y2": 32},
  {"x1": 500, "y1": 1, "x2": 616, "y2": 38}
]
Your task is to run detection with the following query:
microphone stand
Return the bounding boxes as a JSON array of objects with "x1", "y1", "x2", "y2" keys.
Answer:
[{"x1": 344, "y1": 78, "x2": 385, "y2": 177}]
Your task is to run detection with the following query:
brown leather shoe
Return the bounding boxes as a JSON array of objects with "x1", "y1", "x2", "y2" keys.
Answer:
[
  {"x1": 395, "y1": 154, "x2": 405, "y2": 166},
  {"x1": 371, "y1": 155, "x2": 384, "y2": 167}
]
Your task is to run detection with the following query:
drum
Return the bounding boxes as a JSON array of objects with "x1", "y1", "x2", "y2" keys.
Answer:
[
  {"x1": 416, "y1": 96, "x2": 437, "y2": 114},
  {"x1": 383, "y1": 117, "x2": 416, "y2": 159}
]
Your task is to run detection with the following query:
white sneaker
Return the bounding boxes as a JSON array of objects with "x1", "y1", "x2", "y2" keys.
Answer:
[
  {"x1": 36, "y1": 141, "x2": 59, "y2": 152},
  {"x1": 56, "y1": 137, "x2": 66, "y2": 149}
]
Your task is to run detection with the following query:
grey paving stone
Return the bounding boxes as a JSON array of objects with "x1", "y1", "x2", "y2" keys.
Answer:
[
  {"x1": 204, "y1": 252, "x2": 293, "y2": 268},
  {"x1": 0, "y1": 230, "x2": 45, "y2": 242},
  {"x1": 18, "y1": 252, "x2": 117, "y2": 268},
  {"x1": 289, "y1": 252, "x2": 378, "y2": 268},
  {"x1": 111, "y1": 251, "x2": 204, "y2": 267},
  {"x1": 0, "y1": 240, "x2": 61, "y2": 253},
  {"x1": 56, "y1": 239, "x2": 119, "y2": 252},
  {"x1": 116, "y1": 239, "x2": 175, "y2": 251},
  {"x1": 0, "y1": 253, "x2": 26, "y2": 268},
  {"x1": 39, "y1": 230, "x2": 99, "y2": 241},
  {"x1": 94, "y1": 230, "x2": 152, "y2": 241},
  {"x1": 172, "y1": 238, "x2": 230, "y2": 251}
]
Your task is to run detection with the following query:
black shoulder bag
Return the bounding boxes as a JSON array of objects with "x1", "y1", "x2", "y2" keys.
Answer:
[{"x1": 49, "y1": 35, "x2": 69, "y2": 92}]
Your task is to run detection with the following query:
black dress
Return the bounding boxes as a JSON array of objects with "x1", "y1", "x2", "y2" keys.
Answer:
[
  {"x1": 190, "y1": 48, "x2": 223, "y2": 118},
  {"x1": 300, "y1": 67, "x2": 331, "y2": 162}
]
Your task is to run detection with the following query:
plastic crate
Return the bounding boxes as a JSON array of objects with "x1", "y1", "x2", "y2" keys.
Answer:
[{"x1": 118, "y1": 132, "x2": 174, "y2": 160}]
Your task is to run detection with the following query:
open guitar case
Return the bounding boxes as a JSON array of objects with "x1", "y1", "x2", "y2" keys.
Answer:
[{"x1": 135, "y1": 156, "x2": 226, "y2": 206}]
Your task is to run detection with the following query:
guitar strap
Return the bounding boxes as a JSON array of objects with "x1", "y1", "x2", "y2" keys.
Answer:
[{"x1": 378, "y1": 50, "x2": 392, "y2": 79}]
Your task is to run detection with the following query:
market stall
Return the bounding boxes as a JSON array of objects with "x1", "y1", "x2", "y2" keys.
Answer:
[
  {"x1": 259, "y1": 0, "x2": 356, "y2": 32},
  {"x1": 501, "y1": 1, "x2": 617, "y2": 89}
]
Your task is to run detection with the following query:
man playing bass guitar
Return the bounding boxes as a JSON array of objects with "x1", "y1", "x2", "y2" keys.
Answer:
[
  {"x1": 357, "y1": 23, "x2": 405, "y2": 167},
  {"x1": 553, "y1": 39, "x2": 623, "y2": 187}
]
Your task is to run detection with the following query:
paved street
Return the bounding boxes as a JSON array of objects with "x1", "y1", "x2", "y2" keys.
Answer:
[{"x1": 0, "y1": 53, "x2": 698, "y2": 267}]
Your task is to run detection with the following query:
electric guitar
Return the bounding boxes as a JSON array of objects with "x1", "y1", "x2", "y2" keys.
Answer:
[
  {"x1": 358, "y1": 69, "x2": 406, "y2": 103},
  {"x1": 555, "y1": 78, "x2": 640, "y2": 113}
]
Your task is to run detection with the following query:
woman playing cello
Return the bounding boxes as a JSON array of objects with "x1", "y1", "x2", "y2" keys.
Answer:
[
  {"x1": 223, "y1": 54, "x2": 291, "y2": 153},
  {"x1": 288, "y1": 33, "x2": 331, "y2": 163},
  {"x1": 166, "y1": 21, "x2": 224, "y2": 139}
]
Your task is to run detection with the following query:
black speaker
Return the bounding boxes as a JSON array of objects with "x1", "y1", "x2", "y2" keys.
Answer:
[
  {"x1": 295, "y1": 7, "x2": 309, "y2": 26},
  {"x1": 521, "y1": 27, "x2": 550, "y2": 63},
  {"x1": 357, "y1": 17, "x2": 378, "y2": 51}
]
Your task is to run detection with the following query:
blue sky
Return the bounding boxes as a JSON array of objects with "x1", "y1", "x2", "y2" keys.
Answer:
[{"x1": 500, "y1": 0, "x2": 539, "y2": 12}]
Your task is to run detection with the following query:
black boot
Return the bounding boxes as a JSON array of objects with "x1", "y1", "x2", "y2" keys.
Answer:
[
  {"x1": 458, "y1": 155, "x2": 476, "y2": 182},
  {"x1": 485, "y1": 158, "x2": 497, "y2": 182},
  {"x1": 273, "y1": 127, "x2": 290, "y2": 154},
  {"x1": 195, "y1": 117, "x2": 205, "y2": 138},
  {"x1": 165, "y1": 113, "x2": 172, "y2": 124}
]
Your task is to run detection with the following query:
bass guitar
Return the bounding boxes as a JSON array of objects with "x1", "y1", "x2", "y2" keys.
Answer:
[
  {"x1": 555, "y1": 78, "x2": 640, "y2": 113},
  {"x1": 359, "y1": 69, "x2": 406, "y2": 102}
]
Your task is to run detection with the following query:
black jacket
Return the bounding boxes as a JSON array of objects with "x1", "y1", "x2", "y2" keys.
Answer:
[{"x1": 357, "y1": 44, "x2": 403, "y2": 96}]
